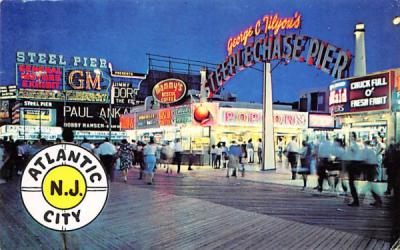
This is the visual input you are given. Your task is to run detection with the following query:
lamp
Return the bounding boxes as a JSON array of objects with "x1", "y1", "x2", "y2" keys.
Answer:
[{"x1": 393, "y1": 16, "x2": 400, "y2": 26}]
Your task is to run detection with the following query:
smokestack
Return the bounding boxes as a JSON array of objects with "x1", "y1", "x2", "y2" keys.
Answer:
[{"x1": 353, "y1": 23, "x2": 366, "y2": 76}]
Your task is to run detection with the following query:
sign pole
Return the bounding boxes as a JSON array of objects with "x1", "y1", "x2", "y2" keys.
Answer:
[{"x1": 262, "y1": 62, "x2": 275, "y2": 170}]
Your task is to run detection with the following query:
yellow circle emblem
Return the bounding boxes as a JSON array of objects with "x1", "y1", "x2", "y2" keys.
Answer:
[{"x1": 42, "y1": 166, "x2": 87, "y2": 210}]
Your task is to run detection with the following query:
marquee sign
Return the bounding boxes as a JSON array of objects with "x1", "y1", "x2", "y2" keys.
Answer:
[
  {"x1": 349, "y1": 72, "x2": 391, "y2": 112},
  {"x1": 207, "y1": 12, "x2": 352, "y2": 98},
  {"x1": 207, "y1": 33, "x2": 352, "y2": 97},
  {"x1": 61, "y1": 103, "x2": 130, "y2": 130},
  {"x1": 152, "y1": 79, "x2": 187, "y2": 104}
]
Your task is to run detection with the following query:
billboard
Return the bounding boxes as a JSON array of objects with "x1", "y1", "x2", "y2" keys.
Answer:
[
  {"x1": 329, "y1": 80, "x2": 350, "y2": 114},
  {"x1": 20, "y1": 108, "x2": 57, "y2": 126},
  {"x1": 349, "y1": 72, "x2": 390, "y2": 112},
  {"x1": 17, "y1": 64, "x2": 63, "y2": 90},
  {"x1": 61, "y1": 103, "x2": 130, "y2": 130}
]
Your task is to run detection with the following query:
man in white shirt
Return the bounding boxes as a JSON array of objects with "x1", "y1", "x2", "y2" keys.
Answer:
[
  {"x1": 98, "y1": 138, "x2": 117, "y2": 182},
  {"x1": 81, "y1": 138, "x2": 95, "y2": 153},
  {"x1": 315, "y1": 135, "x2": 333, "y2": 192},
  {"x1": 347, "y1": 132, "x2": 364, "y2": 207},
  {"x1": 286, "y1": 136, "x2": 299, "y2": 180}
]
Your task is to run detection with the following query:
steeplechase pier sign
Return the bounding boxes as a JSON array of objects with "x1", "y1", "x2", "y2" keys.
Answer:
[{"x1": 207, "y1": 12, "x2": 352, "y2": 98}]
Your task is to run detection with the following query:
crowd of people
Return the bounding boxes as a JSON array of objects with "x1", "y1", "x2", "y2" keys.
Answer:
[
  {"x1": 0, "y1": 133, "x2": 192, "y2": 186},
  {"x1": 283, "y1": 132, "x2": 398, "y2": 208},
  {"x1": 1, "y1": 132, "x2": 397, "y2": 208}
]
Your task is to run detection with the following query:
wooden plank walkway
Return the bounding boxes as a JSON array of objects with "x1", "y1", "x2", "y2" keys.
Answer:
[{"x1": 0, "y1": 168, "x2": 393, "y2": 249}]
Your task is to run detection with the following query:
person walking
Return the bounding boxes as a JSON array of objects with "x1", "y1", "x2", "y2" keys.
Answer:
[
  {"x1": 117, "y1": 139, "x2": 134, "y2": 183},
  {"x1": 315, "y1": 135, "x2": 333, "y2": 192},
  {"x1": 247, "y1": 139, "x2": 254, "y2": 163},
  {"x1": 143, "y1": 137, "x2": 158, "y2": 184},
  {"x1": 0, "y1": 140, "x2": 8, "y2": 184},
  {"x1": 347, "y1": 132, "x2": 364, "y2": 207},
  {"x1": 210, "y1": 144, "x2": 217, "y2": 169},
  {"x1": 98, "y1": 138, "x2": 117, "y2": 182},
  {"x1": 130, "y1": 140, "x2": 138, "y2": 166},
  {"x1": 80, "y1": 138, "x2": 95, "y2": 153},
  {"x1": 215, "y1": 143, "x2": 223, "y2": 169},
  {"x1": 384, "y1": 139, "x2": 397, "y2": 195},
  {"x1": 222, "y1": 142, "x2": 229, "y2": 168},
  {"x1": 227, "y1": 141, "x2": 241, "y2": 177},
  {"x1": 285, "y1": 136, "x2": 299, "y2": 180},
  {"x1": 277, "y1": 137, "x2": 284, "y2": 163},
  {"x1": 136, "y1": 142, "x2": 145, "y2": 180},
  {"x1": 298, "y1": 140, "x2": 312, "y2": 190},
  {"x1": 362, "y1": 140, "x2": 383, "y2": 207},
  {"x1": 257, "y1": 138, "x2": 263, "y2": 165},
  {"x1": 174, "y1": 138, "x2": 183, "y2": 174},
  {"x1": 372, "y1": 136, "x2": 385, "y2": 182}
]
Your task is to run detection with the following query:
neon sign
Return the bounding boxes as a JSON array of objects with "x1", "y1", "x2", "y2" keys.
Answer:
[
  {"x1": 152, "y1": 79, "x2": 187, "y2": 104},
  {"x1": 17, "y1": 64, "x2": 63, "y2": 90},
  {"x1": 207, "y1": 33, "x2": 352, "y2": 98},
  {"x1": 227, "y1": 12, "x2": 302, "y2": 55}
]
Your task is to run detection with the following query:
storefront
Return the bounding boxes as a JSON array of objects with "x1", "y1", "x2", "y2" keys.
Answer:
[
  {"x1": 123, "y1": 104, "x2": 310, "y2": 166},
  {"x1": 329, "y1": 70, "x2": 395, "y2": 144}
]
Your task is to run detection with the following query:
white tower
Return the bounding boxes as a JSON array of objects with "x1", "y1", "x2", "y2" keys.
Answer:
[{"x1": 353, "y1": 23, "x2": 366, "y2": 76}]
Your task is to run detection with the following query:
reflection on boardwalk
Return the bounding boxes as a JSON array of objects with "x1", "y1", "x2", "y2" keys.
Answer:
[{"x1": 0, "y1": 167, "x2": 393, "y2": 249}]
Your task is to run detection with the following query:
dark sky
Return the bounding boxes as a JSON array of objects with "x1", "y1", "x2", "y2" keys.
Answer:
[{"x1": 1, "y1": 0, "x2": 399, "y2": 103}]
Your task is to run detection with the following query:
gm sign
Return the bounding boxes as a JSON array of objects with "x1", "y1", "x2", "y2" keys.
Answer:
[{"x1": 67, "y1": 70, "x2": 109, "y2": 91}]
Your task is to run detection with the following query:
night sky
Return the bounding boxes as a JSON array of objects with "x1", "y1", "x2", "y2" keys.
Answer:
[{"x1": 1, "y1": 0, "x2": 399, "y2": 103}]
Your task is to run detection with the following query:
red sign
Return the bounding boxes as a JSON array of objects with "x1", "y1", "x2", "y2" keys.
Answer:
[
  {"x1": 17, "y1": 64, "x2": 63, "y2": 90},
  {"x1": 120, "y1": 114, "x2": 135, "y2": 130},
  {"x1": 159, "y1": 109, "x2": 173, "y2": 126},
  {"x1": 349, "y1": 72, "x2": 391, "y2": 112},
  {"x1": 152, "y1": 78, "x2": 187, "y2": 104}
]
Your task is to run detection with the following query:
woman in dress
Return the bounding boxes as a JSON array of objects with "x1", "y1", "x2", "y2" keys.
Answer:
[
  {"x1": 117, "y1": 139, "x2": 134, "y2": 183},
  {"x1": 143, "y1": 137, "x2": 158, "y2": 185}
]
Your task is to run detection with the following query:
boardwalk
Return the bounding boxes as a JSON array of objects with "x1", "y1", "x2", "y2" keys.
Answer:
[{"x1": 0, "y1": 167, "x2": 394, "y2": 249}]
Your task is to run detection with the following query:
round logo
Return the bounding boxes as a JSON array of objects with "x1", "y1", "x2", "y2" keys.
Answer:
[{"x1": 20, "y1": 144, "x2": 108, "y2": 231}]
